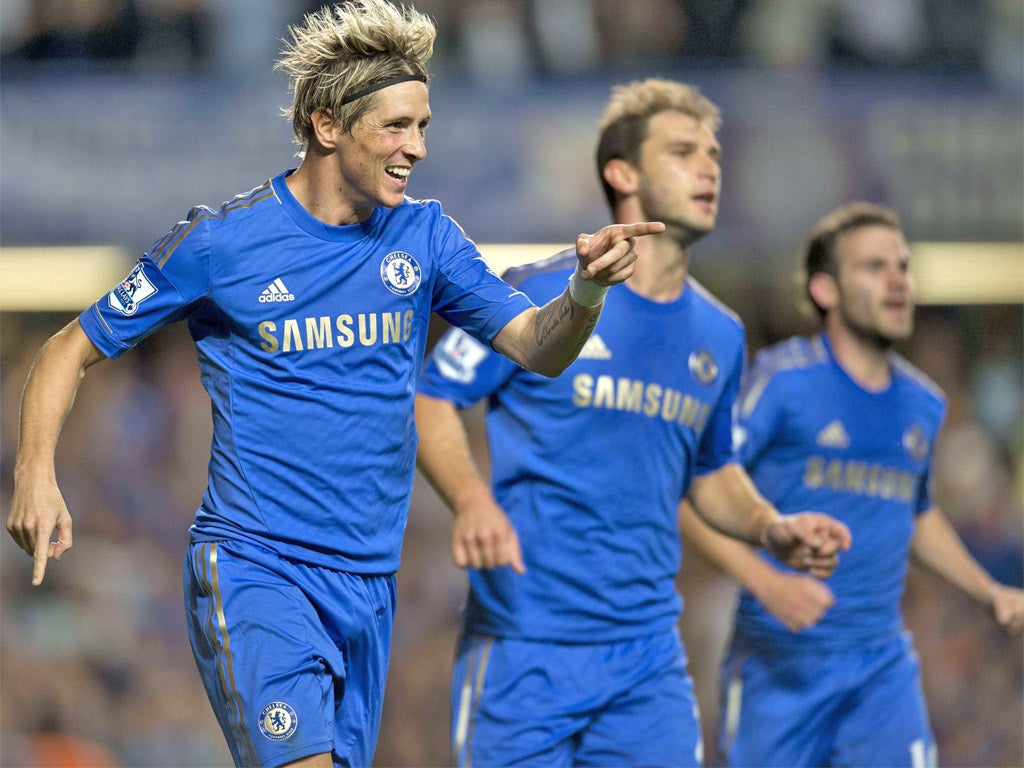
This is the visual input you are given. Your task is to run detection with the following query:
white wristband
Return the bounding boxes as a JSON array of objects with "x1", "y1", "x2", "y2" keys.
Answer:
[{"x1": 568, "y1": 266, "x2": 610, "y2": 308}]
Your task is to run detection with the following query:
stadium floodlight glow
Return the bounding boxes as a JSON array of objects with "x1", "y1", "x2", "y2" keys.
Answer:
[
  {"x1": 1, "y1": 242, "x2": 1020, "y2": 311},
  {"x1": 0, "y1": 247, "x2": 131, "y2": 312},
  {"x1": 908, "y1": 242, "x2": 1023, "y2": 305}
]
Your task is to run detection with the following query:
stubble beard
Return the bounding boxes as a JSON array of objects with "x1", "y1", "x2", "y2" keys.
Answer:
[{"x1": 841, "y1": 307, "x2": 913, "y2": 352}]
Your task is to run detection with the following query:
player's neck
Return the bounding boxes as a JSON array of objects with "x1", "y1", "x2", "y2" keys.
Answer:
[
  {"x1": 825, "y1": 325, "x2": 893, "y2": 392},
  {"x1": 625, "y1": 235, "x2": 690, "y2": 302},
  {"x1": 286, "y1": 161, "x2": 372, "y2": 226}
]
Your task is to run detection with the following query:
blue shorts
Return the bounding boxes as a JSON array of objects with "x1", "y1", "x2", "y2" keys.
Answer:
[
  {"x1": 717, "y1": 632, "x2": 936, "y2": 767},
  {"x1": 451, "y1": 629, "x2": 702, "y2": 767},
  {"x1": 183, "y1": 540, "x2": 396, "y2": 768}
]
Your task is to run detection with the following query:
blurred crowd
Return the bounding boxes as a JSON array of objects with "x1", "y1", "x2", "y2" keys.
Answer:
[
  {"x1": 1, "y1": 0, "x2": 1021, "y2": 86},
  {"x1": 1, "y1": 298, "x2": 1020, "y2": 767}
]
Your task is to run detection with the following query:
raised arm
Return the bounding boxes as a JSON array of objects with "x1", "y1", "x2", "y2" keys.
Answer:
[
  {"x1": 911, "y1": 507, "x2": 1024, "y2": 634},
  {"x1": 492, "y1": 221, "x2": 664, "y2": 377},
  {"x1": 8, "y1": 319, "x2": 107, "y2": 585},
  {"x1": 414, "y1": 393, "x2": 525, "y2": 573}
]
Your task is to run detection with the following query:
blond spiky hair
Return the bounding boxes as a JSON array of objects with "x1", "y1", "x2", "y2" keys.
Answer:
[
  {"x1": 276, "y1": 0, "x2": 435, "y2": 149},
  {"x1": 595, "y1": 78, "x2": 721, "y2": 211}
]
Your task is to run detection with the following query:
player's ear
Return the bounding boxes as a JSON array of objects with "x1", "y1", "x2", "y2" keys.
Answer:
[
  {"x1": 602, "y1": 158, "x2": 639, "y2": 197},
  {"x1": 311, "y1": 108, "x2": 340, "y2": 149},
  {"x1": 808, "y1": 271, "x2": 839, "y2": 312}
]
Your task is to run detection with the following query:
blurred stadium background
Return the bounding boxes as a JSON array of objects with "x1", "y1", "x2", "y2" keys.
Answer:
[{"x1": 1, "y1": 1, "x2": 1021, "y2": 766}]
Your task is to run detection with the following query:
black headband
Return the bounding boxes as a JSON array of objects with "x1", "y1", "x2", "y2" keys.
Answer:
[{"x1": 340, "y1": 74, "x2": 427, "y2": 105}]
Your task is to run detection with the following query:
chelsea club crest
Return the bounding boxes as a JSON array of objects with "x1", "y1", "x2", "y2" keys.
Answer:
[
  {"x1": 902, "y1": 425, "x2": 929, "y2": 461},
  {"x1": 380, "y1": 251, "x2": 422, "y2": 296},
  {"x1": 258, "y1": 701, "x2": 298, "y2": 741},
  {"x1": 688, "y1": 348, "x2": 718, "y2": 385}
]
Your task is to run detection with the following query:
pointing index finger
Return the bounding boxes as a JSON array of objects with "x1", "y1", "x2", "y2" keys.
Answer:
[
  {"x1": 32, "y1": 538, "x2": 50, "y2": 586},
  {"x1": 618, "y1": 221, "x2": 665, "y2": 239}
]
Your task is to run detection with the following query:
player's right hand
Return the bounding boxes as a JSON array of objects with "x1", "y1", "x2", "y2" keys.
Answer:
[
  {"x1": 451, "y1": 501, "x2": 526, "y2": 574},
  {"x1": 763, "y1": 512, "x2": 851, "y2": 579},
  {"x1": 7, "y1": 477, "x2": 74, "y2": 586}
]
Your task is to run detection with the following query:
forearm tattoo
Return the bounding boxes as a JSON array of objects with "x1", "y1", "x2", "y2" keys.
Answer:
[{"x1": 534, "y1": 291, "x2": 599, "y2": 358}]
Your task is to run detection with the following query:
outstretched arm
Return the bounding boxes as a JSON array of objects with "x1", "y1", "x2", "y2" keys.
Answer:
[
  {"x1": 414, "y1": 393, "x2": 525, "y2": 574},
  {"x1": 911, "y1": 507, "x2": 1024, "y2": 634},
  {"x1": 492, "y1": 221, "x2": 664, "y2": 377},
  {"x1": 7, "y1": 319, "x2": 107, "y2": 585}
]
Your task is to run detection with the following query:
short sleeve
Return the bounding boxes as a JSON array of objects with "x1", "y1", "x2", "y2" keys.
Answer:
[{"x1": 418, "y1": 327, "x2": 518, "y2": 409}]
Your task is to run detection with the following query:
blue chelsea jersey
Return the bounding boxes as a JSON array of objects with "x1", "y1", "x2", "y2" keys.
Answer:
[
  {"x1": 733, "y1": 333, "x2": 946, "y2": 651},
  {"x1": 419, "y1": 251, "x2": 746, "y2": 641},
  {"x1": 79, "y1": 170, "x2": 533, "y2": 573}
]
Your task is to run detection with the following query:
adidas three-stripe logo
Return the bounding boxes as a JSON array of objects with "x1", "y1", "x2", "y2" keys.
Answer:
[
  {"x1": 816, "y1": 419, "x2": 850, "y2": 448},
  {"x1": 259, "y1": 278, "x2": 295, "y2": 303},
  {"x1": 577, "y1": 334, "x2": 612, "y2": 360}
]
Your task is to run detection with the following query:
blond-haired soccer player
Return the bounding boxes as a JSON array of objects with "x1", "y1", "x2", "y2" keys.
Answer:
[
  {"x1": 681, "y1": 202, "x2": 1024, "y2": 767},
  {"x1": 415, "y1": 78, "x2": 851, "y2": 767},
  {"x1": 5, "y1": 2, "x2": 662, "y2": 765}
]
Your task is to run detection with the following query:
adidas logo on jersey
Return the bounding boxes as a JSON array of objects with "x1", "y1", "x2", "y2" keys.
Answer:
[
  {"x1": 259, "y1": 278, "x2": 295, "y2": 303},
  {"x1": 577, "y1": 334, "x2": 612, "y2": 360},
  {"x1": 816, "y1": 419, "x2": 850, "y2": 448}
]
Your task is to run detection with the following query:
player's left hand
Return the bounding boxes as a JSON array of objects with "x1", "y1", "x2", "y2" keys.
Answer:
[
  {"x1": 763, "y1": 513, "x2": 852, "y2": 579},
  {"x1": 989, "y1": 584, "x2": 1024, "y2": 635},
  {"x1": 575, "y1": 221, "x2": 665, "y2": 286}
]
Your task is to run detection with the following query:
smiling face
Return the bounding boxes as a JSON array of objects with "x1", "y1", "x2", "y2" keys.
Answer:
[
  {"x1": 633, "y1": 110, "x2": 721, "y2": 245},
  {"x1": 823, "y1": 224, "x2": 915, "y2": 347},
  {"x1": 333, "y1": 80, "x2": 431, "y2": 216}
]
